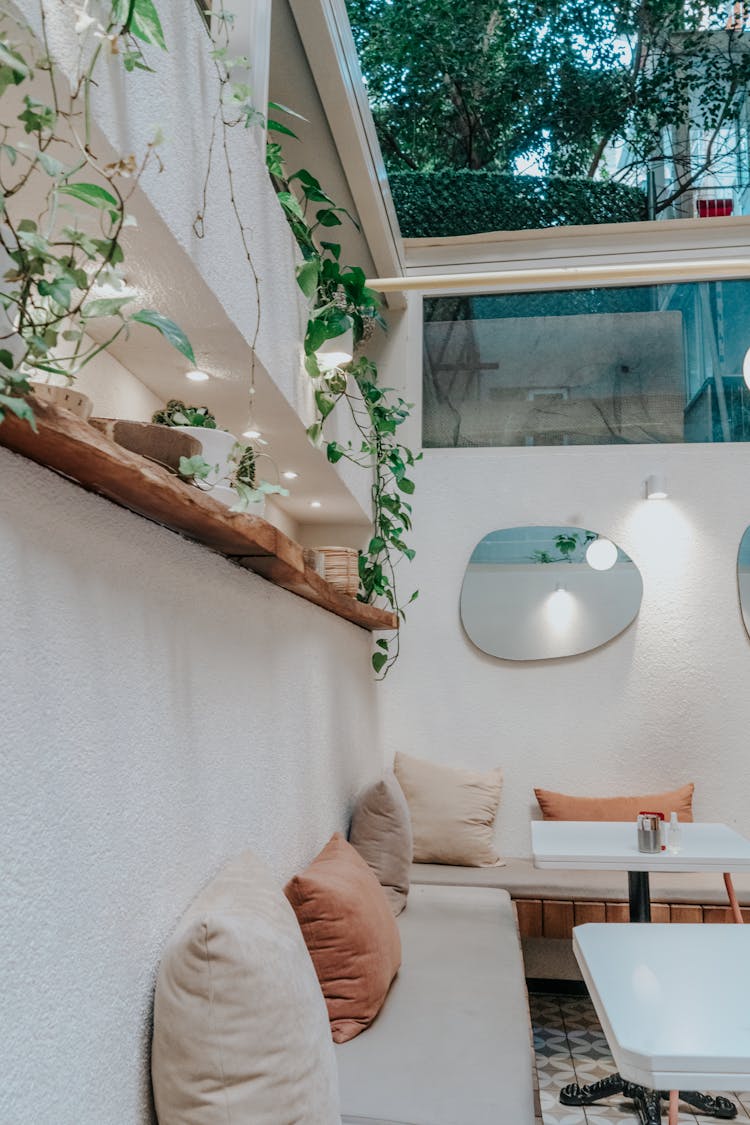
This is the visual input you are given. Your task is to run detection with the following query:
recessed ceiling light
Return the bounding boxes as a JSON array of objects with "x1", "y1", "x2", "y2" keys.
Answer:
[
  {"x1": 185, "y1": 369, "x2": 210, "y2": 382},
  {"x1": 243, "y1": 428, "x2": 262, "y2": 439},
  {"x1": 282, "y1": 471, "x2": 299, "y2": 480},
  {"x1": 310, "y1": 500, "x2": 322, "y2": 508}
]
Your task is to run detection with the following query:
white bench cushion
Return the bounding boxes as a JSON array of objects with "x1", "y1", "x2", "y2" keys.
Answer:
[
  {"x1": 336, "y1": 883, "x2": 535, "y2": 1125},
  {"x1": 411, "y1": 857, "x2": 750, "y2": 905}
]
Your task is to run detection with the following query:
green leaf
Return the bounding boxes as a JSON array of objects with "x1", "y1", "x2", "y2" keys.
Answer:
[
  {"x1": 1, "y1": 143, "x2": 17, "y2": 166},
  {"x1": 268, "y1": 100, "x2": 308, "y2": 122},
  {"x1": 368, "y1": 536, "x2": 385, "y2": 553},
  {"x1": 372, "y1": 650, "x2": 388, "y2": 674},
  {"x1": 129, "y1": 0, "x2": 167, "y2": 49},
  {"x1": 131, "y1": 309, "x2": 195, "y2": 363},
  {"x1": 267, "y1": 119, "x2": 298, "y2": 139},
  {"x1": 306, "y1": 422, "x2": 323, "y2": 446},
  {"x1": 375, "y1": 638, "x2": 388, "y2": 650},
  {"x1": 58, "y1": 182, "x2": 119, "y2": 212},
  {"x1": 82, "y1": 296, "x2": 134, "y2": 318},
  {"x1": 38, "y1": 151, "x2": 64, "y2": 177},
  {"x1": 397, "y1": 477, "x2": 415, "y2": 494},
  {"x1": 315, "y1": 390, "x2": 335, "y2": 419},
  {"x1": 320, "y1": 240, "x2": 341, "y2": 260},
  {"x1": 179, "y1": 455, "x2": 213, "y2": 480},
  {"x1": 0, "y1": 41, "x2": 29, "y2": 78},
  {"x1": 0, "y1": 349, "x2": 13, "y2": 369},
  {"x1": 326, "y1": 441, "x2": 344, "y2": 463},
  {"x1": 0, "y1": 393, "x2": 36, "y2": 430},
  {"x1": 277, "y1": 191, "x2": 304, "y2": 221},
  {"x1": 296, "y1": 258, "x2": 319, "y2": 300},
  {"x1": 316, "y1": 208, "x2": 343, "y2": 228}
]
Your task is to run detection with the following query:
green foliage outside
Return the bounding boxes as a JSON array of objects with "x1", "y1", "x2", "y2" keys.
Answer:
[
  {"x1": 390, "y1": 171, "x2": 647, "y2": 237},
  {"x1": 347, "y1": 0, "x2": 750, "y2": 224}
]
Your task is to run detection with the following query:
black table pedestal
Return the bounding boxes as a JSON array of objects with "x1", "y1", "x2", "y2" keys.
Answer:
[{"x1": 559, "y1": 869, "x2": 737, "y2": 1122}]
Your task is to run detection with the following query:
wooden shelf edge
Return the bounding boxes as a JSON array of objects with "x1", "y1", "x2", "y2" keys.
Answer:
[{"x1": 0, "y1": 401, "x2": 399, "y2": 633}]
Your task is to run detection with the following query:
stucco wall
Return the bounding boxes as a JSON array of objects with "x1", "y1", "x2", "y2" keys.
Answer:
[
  {"x1": 382, "y1": 440, "x2": 750, "y2": 856},
  {"x1": 0, "y1": 449, "x2": 381, "y2": 1125}
]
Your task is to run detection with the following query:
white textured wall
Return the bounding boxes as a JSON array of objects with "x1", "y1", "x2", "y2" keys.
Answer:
[
  {"x1": 0, "y1": 449, "x2": 381, "y2": 1125},
  {"x1": 382, "y1": 441, "x2": 750, "y2": 856}
]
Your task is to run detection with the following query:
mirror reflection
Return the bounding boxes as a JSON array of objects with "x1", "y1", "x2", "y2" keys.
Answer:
[
  {"x1": 460, "y1": 526, "x2": 643, "y2": 661},
  {"x1": 737, "y1": 528, "x2": 750, "y2": 640}
]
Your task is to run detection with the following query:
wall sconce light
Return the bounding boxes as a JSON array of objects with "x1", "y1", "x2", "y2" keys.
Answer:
[
  {"x1": 743, "y1": 346, "x2": 750, "y2": 389},
  {"x1": 315, "y1": 324, "x2": 354, "y2": 371},
  {"x1": 645, "y1": 474, "x2": 668, "y2": 500}
]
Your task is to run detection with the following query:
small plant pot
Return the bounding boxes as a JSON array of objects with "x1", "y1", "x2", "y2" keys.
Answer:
[
  {"x1": 173, "y1": 426, "x2": 237, "y2": 487},
  {"x1": 90, "y1": 419, "x2": 202, "y2": 472},
  {"x1": 31, "y1": 381, "x2": 93, "y2": 420}
]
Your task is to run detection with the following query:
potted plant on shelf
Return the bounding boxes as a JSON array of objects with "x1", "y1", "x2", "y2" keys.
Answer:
[
  {"x1": 152, "y1": 400, "x2": 237, "y2": 487},
  {"x1": 218, "y1": 444, "x2": 289, "y2": 515}
]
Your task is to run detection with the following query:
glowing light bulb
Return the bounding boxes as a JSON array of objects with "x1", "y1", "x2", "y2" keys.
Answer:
[{"x1": 585, "y1": 537, "x2": 618, "y2": 571}]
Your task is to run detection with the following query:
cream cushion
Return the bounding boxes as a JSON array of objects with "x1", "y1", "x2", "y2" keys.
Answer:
[
  {"x1": 151, "y1": 850, "x2": 340, "y2": 1125},
  {"x1": 394, "y1": 752, "x2": 504, "y2": 867},
  {"x1": 348, "y1": 773, "x2": 413, "y2": 914}
]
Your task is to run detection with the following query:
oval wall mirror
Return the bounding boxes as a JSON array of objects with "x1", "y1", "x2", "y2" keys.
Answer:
[
  {"x1": 738, "y1": 527, "x2": 750, "y2": 639},
  {"x1": 460, "y1": 526, "x2": 643, "y2": 661}
]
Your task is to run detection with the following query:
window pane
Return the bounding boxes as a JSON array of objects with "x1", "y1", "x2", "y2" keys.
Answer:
[{"x1": 422, "y1": 281, "x2": 750, "y2": 447}]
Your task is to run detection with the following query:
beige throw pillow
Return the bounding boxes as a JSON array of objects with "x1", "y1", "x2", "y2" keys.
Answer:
[
  {"x1": 151, "y1": 850, "x2": 340, "y2": 1125},
  {"x1": 394, "y1": 751, "x2": 504, "y2": 867},
  {"x1": 348, "y1": 773, "x2": 413, "y2": 915}
]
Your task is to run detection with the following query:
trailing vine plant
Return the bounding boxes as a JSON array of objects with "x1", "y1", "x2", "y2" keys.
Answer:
[
  {"x1": 0, "y1": 0, "x2": 195, "y2": 431},
  {"x1": 267, "y1": 117, "x2": 419, "y2": 677}
]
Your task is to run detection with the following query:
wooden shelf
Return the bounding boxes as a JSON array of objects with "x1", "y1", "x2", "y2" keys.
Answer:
[{"x1": 0, "y1": 400, "x2": 398, "y2": 633}]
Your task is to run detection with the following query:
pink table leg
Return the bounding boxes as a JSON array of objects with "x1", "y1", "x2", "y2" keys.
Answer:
[
  {"x1": 724, "y1": 872, "x2": 744, "y2": 924},
  {"x1": 669, "y1": 1089, "x2": 679, "y2": 1124}
]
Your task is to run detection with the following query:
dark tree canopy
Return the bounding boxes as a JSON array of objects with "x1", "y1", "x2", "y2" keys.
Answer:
[{"x1": 347, "y1": 0, "x2": 750, "y2": 214}]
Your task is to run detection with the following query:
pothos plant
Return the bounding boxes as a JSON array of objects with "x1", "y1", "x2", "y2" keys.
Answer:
[
  {"x1": 0, "y1": 0, "x2": 194, "y2": 431},
  {"x1": 267, "y1": 115, "x2": 419, "y2": 678}
]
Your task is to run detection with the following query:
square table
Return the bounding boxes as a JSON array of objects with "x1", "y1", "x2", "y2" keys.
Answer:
[
  {"x1": 574, "y1": 923, "x2": 750, "y2": 1124},
  {"x1": 531, "y1": 820, "x2": 750, "y2": 922}
]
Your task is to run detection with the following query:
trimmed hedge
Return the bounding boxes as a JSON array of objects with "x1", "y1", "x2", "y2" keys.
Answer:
[{"x1": 388, "y1": 170, "x2": 647, "y2": 237}]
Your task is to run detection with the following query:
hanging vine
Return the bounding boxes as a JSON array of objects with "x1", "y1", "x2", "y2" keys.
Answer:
[
  {"x1": 267, "y1": 116, "x2": 419, "y2": 677},
  {"x1": 0, "y1": 0, "x2": 195, "y2": 429}
]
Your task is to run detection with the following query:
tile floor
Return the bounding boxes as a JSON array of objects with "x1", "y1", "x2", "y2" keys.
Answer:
[{"x1": 530, "y1": 991, "x2": 750, "y2": 1125}]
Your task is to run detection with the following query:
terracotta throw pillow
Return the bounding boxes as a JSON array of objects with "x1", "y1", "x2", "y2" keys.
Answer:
[
  {"x1": 348, "y1": 773, "x2": 413, "y2": 915},
  {"x1": 285, "y1": 833, "x2": 401, "y2": 1043},
  {"x1": 394, "y1": 751, "x2": 504, "y2": 867},
  {"x1": 534, "y1": 783, "x2": 695, "y2": 822},
  {"x1": 151, "y1": 850, "x2": 340, "y2": 1124}
]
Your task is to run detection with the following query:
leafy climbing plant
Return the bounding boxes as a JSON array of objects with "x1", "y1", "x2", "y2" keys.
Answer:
[
  {"x1": 268, "y1": 115, "x2": 419, "y2": 677},
  {"x1": 0, "y1": 0, "x2": 194, "y2": 430}
]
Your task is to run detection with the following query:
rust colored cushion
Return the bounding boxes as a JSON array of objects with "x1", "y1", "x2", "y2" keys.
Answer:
[
  {"x1": 534, "y1": 783, "x2": 695, "y2": 822},
  {"x1": 285, "y1": 833, "x2": 401, "y2": 1043}
]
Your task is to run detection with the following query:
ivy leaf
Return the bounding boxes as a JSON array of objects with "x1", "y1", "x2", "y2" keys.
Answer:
[
  {"x1": 83, "y1": 296, "x2": 134, "y2": 318},
  {"x1": 320, "y1": 240, "x2": 341, "y2": 260},
  {"x1": 38, "y1": 151, "x2": 65, "y2": 177},
  {"x1": 372, "y1": 650, "x2": 388, "y2": 674},
  {"x1": 1, "y1": 143, "x2": 17, "y2": 165},
  {"x1": 0, "y1": 393, "x2": 36, "y2": 431},
  {"x1": 0, "y1": 350, "x2": 13, "y2": 369},
  {"x1": 277, "y1": 191, "x2": 304, "y2": 221},
  {"x1": 315, "y1": 390, "x2": 335, "y2": 419},
  {"x1": 38, "y1": 275, "x2": 76, "y2": 309},
  {"x1": 267, "y1": 119, "x2": 298, "y2": 139},
  {"x1": 316, "y1": 208, "x2": 342, "y2": 227},
  {"x1": 58, "y1": 182, "x2": 119, "y2": 217},
  {"x1": 326, "y1": 441, "x2": 343, "y2": 463},
  {"x1": 296, "y1": 258, "x2": 319, "y2": 300},
  {"x1": 129, "y1": 0, "x2": 167, "y2": 50},
  {"x1": 0, "y1": 41, "x2": 29, "y2": 78},
  {"x1": 397, "y1": 477, "x2": 415, "y2": 494},
  {"x1": 131, "y1": 308, "x2": 195, "y2": 363},
  {"x1": 179, "y1": 455, "x2": 213, "y2": 480},
  {"x1": 268, "y1": 100, "x2": 307, "y2": 122}
]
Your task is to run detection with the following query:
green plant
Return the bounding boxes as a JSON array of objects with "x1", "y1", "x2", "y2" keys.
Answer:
[
  {"x1": 531, "y1": 531, "x2": 596, "y2": 564},
  {"x1": 0, "y1": 1, "x2": 194, "y2": 431},
  {"x1": 227, "y1": 442, "x2": 289, "y2": 513},
  {"x1": 268, "y1": 114, "x2": 418, "y2": 677},
  {"x1": 152, "y1": 400, "x2": 219, "y2": 429}
]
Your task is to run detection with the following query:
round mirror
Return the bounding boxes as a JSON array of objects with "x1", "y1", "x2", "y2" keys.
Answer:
[
  {"x1": 460, "y1": 526, "x2": 643, "y2": 661},
  {"x1": 738, "y1": 527, "x2": 750, "y2": 639}
]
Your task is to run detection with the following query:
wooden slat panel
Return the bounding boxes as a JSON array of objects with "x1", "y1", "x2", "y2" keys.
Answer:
[
  {"x1": 703, "y1": 905, "x2": 750, "y2": 923},
  {"x1": 543, "y1": 900, "x2": 574, "y2": 939},
  {"x1": 651, "y1": 903, "x2": 670, "y2": 923},
  {"x1": 606, "y1": 902, "x2": 630, "y2": 923},
  {"x1": 516, "y1": 899, "x2": 543, "y2": 938},
  {"x1": 0, "y1": 401, "x2": 398, "y2": 632},
  {"x1": 670, "y1": 904, "x2": 703, "y2": 924},
  {"x1": 574, "y1": 901, "x2": 606, "y2": 926}
]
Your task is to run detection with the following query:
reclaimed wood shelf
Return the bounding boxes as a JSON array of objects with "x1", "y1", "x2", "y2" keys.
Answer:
[{"x1": 0, "y1": 400, "x2": 398, "y2": 633}]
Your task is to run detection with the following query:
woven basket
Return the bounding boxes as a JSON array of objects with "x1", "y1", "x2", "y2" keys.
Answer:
[
  {"x1": 317, "y1": 546, "x2": 360, "y2": 598},
  {"x1": 302, "y1": 548, "x2": 326, "y2": 578}
]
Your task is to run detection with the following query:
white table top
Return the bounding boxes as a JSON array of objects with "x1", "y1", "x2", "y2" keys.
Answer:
[
  {"x1": 531, "y1": 820, "x2": 750, "y2": 872},
  {"x1": 573, "y1": 923, "x2": 750, "y2": 1089}
]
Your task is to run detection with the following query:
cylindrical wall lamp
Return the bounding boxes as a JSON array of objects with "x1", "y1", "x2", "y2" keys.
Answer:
[{"x1": 645, "y1": 474, "x2": 668, "y2": 500}]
